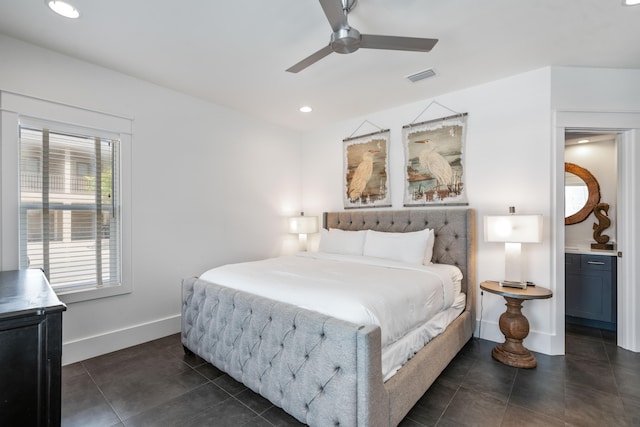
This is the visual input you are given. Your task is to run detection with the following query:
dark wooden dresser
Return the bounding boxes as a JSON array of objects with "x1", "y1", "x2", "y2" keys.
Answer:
[{"x1": 0, "y1": 269, "x2": 66, "y2": 426}]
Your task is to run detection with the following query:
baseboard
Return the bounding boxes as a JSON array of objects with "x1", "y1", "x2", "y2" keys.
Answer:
[
  {"x1": 62, "y1": 314, "x2": 182, "y2": 365},
  {"x1": 566, "y1": 315, "x2": 616, "y2": 332}
]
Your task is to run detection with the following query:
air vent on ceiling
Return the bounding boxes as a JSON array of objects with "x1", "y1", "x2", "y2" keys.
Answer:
[{"x1": 406, "y1": 68, "x2": 436, "y2": 83}]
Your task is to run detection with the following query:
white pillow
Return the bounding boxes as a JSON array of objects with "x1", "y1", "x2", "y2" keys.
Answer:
[
  {"x1": 318, "y1": 228, "x2": 367, "y2": 255},
  {"x1": 423, "y1": 229, "x2": 435, "y2": 265},
  {"x1": 363, "y1": 228, "x2": 432, "y2": 265}
]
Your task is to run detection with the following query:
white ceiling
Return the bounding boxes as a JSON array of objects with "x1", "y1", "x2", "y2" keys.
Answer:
[{"x1": 1, "y1": 0, "x2": 639, "y2": 131}]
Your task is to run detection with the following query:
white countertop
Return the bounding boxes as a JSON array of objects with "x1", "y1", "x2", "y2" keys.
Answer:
[{"x1": 565, "y1": 245, "x2": 617, "y2": 257}]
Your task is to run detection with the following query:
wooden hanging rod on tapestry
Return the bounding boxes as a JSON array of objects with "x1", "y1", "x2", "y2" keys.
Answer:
[
  {"x1": 342, "y1": 128, "x2": 390, "y2": 142},
  {"x1": 403, "y1": 112, "x2": 468, "y2": 129}
]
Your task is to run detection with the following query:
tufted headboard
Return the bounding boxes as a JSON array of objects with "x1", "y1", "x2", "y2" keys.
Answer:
[{"x1": 323, "y1": 208, "x2": 476, "y2": 316}]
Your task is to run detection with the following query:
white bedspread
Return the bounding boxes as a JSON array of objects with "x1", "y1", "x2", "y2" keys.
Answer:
[{"x1": 199, "y1": 252, "x2": 459, "y2": 350}]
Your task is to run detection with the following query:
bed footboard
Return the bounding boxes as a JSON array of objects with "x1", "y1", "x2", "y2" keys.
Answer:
[{"x1": 182, "y1": 277, "x2": 389, "y2": 427}]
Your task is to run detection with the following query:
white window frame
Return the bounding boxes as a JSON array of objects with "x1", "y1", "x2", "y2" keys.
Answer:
[{"x1": 1, "y1": 91, "x2": 132, "y2": 303}]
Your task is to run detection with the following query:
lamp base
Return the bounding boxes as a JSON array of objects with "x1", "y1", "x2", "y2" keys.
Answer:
[{"x1": 500, "y1": 280, "x2": 527, "y2": 289}]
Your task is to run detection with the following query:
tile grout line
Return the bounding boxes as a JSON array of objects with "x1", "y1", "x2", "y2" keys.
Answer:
[{"x1": 80, "y1": 360, "x2": 126, "y2": 425}]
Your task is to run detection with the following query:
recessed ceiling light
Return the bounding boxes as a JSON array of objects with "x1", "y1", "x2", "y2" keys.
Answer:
[
  {"x1": 46, "y1": 0, "x2": 80, "y2": 18},
  {"x1": 623, "y1": 0, "x2": 640, "y2": 5},
  {"x1": 299, "y1": 106, "x2": 313, "y2": 113},
  {"x1": 578, "y1": 139, "x2": 590, "y2": 144}
]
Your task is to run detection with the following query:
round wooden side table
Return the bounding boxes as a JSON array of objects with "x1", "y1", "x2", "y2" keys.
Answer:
[{"x1": 480, "y1": 280, "x2": 553, "y2": 368}]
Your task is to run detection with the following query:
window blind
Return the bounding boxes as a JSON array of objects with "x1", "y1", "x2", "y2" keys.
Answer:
[{"x1": 19, "y1": 125, "x2": 121, "y2": 291}]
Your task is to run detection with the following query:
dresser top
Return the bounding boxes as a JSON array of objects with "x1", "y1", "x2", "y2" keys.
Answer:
[{"x1": 0, "y1": 269, "x2": 66, "y2": 318}]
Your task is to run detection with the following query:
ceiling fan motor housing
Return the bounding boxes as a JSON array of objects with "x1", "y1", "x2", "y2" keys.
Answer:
[
  {"x1": 331, "y1": 27, "x2": 361, "y2": 53},
  {"x1": 285, "y1": 0, "x2": 436, "y2": 72}
]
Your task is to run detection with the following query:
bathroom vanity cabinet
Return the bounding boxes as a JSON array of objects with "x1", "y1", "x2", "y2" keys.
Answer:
[{"x1": 565, "y1": 252, "x2": 617, "y2": 331}]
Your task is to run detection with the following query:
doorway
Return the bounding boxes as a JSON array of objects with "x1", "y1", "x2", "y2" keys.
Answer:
[
  {"x1": 553, "y1": 110, "x2": 640, "y2": 355},
  {"x1": 563, "y1": 131, "x2": 618, "y2": 337}
]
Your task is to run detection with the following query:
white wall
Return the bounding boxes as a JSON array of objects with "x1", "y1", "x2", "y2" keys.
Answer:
[
  {"x1": 0, "y1": 34, "x2": 303, "y2": 364},
  {"x1": 301, "y1": 68, "x2": 556, "y2": 354},
  {"x1": 2, "y1": 33, "x2": 638, "y2": 360},
  {"x1": 565, "y1": 139, "x2": 617, "y2": 247},
  {"x1": 302, "y1": 66, "x2": 640, "y2": 355}
]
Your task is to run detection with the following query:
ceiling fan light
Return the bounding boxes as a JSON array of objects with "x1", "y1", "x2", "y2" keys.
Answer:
[{"x1": 47, "y1": 0, "x2": 80, "y2": 18}]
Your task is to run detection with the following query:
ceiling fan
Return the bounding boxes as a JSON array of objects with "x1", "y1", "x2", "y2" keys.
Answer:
[{"x1": 286, "y1": 0, "x2": 438, "y2": 73}]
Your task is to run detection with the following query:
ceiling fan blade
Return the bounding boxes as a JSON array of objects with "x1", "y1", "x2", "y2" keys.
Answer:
[
  {"x1": 286, "y1": 44, "x2": 334, "y2": 73},
  {"x1": 319, "y1": 0, "x2": 348, "y2": 32},
  {"x1": 360, "y1": 34, "x2": 438, "y2": 52}
]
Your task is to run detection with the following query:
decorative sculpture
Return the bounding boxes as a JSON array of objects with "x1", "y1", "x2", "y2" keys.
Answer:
[{"x1": 591, "y1": 202, "x2": 614, "y2": 250}]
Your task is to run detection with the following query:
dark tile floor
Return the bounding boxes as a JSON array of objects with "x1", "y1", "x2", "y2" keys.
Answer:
[{"x1": 62, "y1": 324, "x2": 640, "y2": 426}]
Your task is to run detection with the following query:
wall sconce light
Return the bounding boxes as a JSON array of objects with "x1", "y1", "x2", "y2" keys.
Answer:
[
  {"x1": 484, "y1": 207, "x2": 543, "y2": 288},
  {"x1": 288, "y1": 212, "x2": 318, "y2": 251}
]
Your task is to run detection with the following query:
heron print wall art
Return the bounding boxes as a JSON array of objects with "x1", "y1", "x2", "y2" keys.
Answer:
[
  {"x1": 403, "y1": 113, "x2": 468, "y2": 206},
  {"x1": 343, "y1": 130, "x2": 391, "y2": 209}
]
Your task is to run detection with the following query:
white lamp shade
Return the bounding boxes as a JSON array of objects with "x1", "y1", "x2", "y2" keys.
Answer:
[
  {"x1": 288, "y1": 215, "x2": 318, "y2": 234},
  {"x1": 484, "y1": 214, "x2": 543, "y2": 243}
]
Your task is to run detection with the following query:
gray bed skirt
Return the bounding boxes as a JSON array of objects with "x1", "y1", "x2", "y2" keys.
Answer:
[{"x1": 182, "y1": 208, "x2": 476, "y2": 426}]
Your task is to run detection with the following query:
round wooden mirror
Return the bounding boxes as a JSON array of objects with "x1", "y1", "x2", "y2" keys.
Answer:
[{"x1": 565, "y1": 162, "x2": 600, "y2": 225}]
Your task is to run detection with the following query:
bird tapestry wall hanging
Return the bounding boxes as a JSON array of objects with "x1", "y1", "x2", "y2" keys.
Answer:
[
  {"x1": 403, "y1": 113, "x2": 468, "y2": 206},
  {"x1": 343, "y1": 129, "x2": 391, "y2": 209}
]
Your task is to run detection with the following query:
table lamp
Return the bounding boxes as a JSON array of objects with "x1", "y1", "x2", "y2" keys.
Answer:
[
  {"x1": 288, "y1": 212, "x2": 318, "y2": 251},
  {"x1": 484, "y1": 207, "x2": 543, "y2": 288}
]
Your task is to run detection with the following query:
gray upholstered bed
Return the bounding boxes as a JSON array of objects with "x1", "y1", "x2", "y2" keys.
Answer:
[{"x1": 182, "y1": 208, "x2": 476, "y2": 426}]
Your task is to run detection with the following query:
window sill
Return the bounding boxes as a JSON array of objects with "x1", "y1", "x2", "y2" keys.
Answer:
[{"x1": 57, "y1": 282, "x2": 132, "y2": 304}]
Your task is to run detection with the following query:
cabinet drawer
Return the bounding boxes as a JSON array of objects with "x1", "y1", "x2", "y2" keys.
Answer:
[{"x1": 581, "y1": 255, "x2": 612, "y2": 271}]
